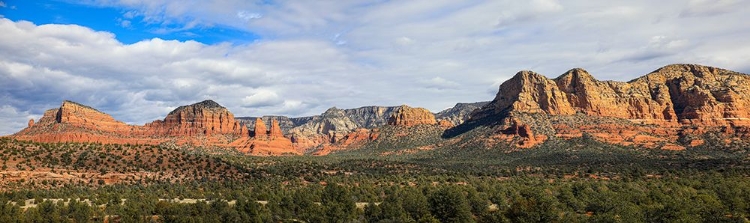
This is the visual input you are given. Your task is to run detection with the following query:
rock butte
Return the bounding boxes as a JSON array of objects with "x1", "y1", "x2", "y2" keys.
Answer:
[
  {"x1": 387, "y1": 105, "x2": 438, "y2": 127},
  {"x1": 13, "y1": 100, "x2": 298, "y2": 155},
  {"x1": 10, "y1": 64, "x2": 750, "y2": 154}
]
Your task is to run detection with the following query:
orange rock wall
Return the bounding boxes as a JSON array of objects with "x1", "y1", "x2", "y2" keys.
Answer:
[
  {"x1": 479, "y1": 64, "x2": 750, "y2": 127},
  {"x1": 472, "y1": 64, "x2": 750, "y2": 150},
  {"x1": 387, "y1": 105, "x2": 438, "y2": 127},
  {"x1": 13, "y1": 100, "x2": 298, "y2": 155}
]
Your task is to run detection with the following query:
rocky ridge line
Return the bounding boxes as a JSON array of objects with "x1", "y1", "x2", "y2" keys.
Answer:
[{"x1": 464, "y1": 64, "x2": 750, "y2": 149}]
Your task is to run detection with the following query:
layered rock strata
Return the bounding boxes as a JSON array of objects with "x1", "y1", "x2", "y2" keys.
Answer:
[
  {"x1": 388, "y1": 105, "x2": 438, "y2": 127},
  {"x1": 13, "y1": 100, "x2": 297, "y2": 155},
  {"x1": 466, "y1": 64, "x2": 750, "y2": 149}
]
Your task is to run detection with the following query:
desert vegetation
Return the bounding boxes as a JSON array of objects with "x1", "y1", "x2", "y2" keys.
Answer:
[{"x1": 1, "y1": 137, "x2": 749, "y2": 222}]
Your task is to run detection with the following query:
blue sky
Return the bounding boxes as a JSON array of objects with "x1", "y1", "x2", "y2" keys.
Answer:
[
  {"x1": 1, "y1": 0, "x2": 259, "y2": 44},
  {"x1": 1, "y1": 0, "x2": 750, "y2": 135}
]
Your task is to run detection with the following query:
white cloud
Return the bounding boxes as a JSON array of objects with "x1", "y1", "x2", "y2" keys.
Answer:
[
  {"x1": 0, "y1": 105, "x2": 37, "y2": 136},
  {"x1": 1, "y1": 1, "x2": 750, "y2": 134},
  {"x1": 237, "y1": 11, "x2": 262, "y2": 21},
  {"x1": 242, "y1": 90, "x2": 282, "y2": 107}
]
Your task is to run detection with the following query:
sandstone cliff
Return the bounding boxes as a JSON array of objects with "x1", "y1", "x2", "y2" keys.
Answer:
[
  {"x1": 462, "y1": 64, "x2": 750, "y2": 149},
  {"x1": 230, "y1": 118, "x2": 299, "y2": 155},
  {"x1": 388, "y1": 105, "x2": 438, "y2": 127},
  {"x1": 13, "y1": 101, "x2": 147, "y2": 144},
  {"x1": 13, "y1": 100, "x2": 301, "y2": 155},
  {"x1": 144, "y1": 100, "x2": 246, "y2": 137}
]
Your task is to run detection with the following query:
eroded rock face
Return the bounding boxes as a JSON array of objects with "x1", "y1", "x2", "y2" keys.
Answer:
[
  {"x1": 13, "y1": 100, "x2": 298, "y2": 155},
  {"x1": 388, "y1": 105, "x2": 438, "y2": 127},
  {"x1": 467, "y1": 64, "x2": 750, "y2": 149},
  {"x1": 286, "y1": 105, "x2": 437, "y2": 154},
  {"x1": 224, "y1": 117, "x2": 299, "y2": 155},
  {"x1": 344, "y1": 106, "x2": 400, "y2": 128},
  {"x1": 476, "y1": 64, "x2": 750, "y2": 126},
  {"x1": 435, "y1": 102, "x2": 489, "y2": 126},
  {"x1": 286, "y1": 107, "x2": 367, "y2": 151},
  {"x1": 14, "y1": 101, "x2": 135, "y2": 143},
  {"x1": 252, "y1": 117, "x2": 268, "y2": 138},
  {"x1": 269, "y1": 119, "x2": 284, "y2": 138},
  {"x1": 145, "y1": 100, "x2": 245, "y2": 136}
]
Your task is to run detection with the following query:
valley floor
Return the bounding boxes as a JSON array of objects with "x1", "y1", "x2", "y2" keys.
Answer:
[{"x1": 1, "y1": 138, "x2": 749, "y2": 222}]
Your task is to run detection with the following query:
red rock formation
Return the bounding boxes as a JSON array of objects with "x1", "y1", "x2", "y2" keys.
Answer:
[
  {"x1": 437, "y1": 119, "x2": 454, "y2": 128},
  {"x1": 14, "y1": 101, "x2": 136, "y2": 143},
  {"x1": 239, "y1": 124, "x2": 249, "y2": 137},
  {"x1": 252, "y1": 118, "x2": 267, "y2": 138},
  {"x1": 13, "y1": 99, "x2": 297, "y2": 155},
  {"x1": 468, "y1": 64, "x2": 750, "y2": 149},
  {"x1": 388, "y1": 105, "x2": 438, "y2": 127},
  {"x1": 311, "y1": 128, "x2": 379, "y2": 155},
  {"x1": 269, "y1": 119, "x2": 284, "y2": 138},
  {"x1": 27, "y1": 119, "x2": 34, "y2": 128},
  {"x1": 230, "y1": 136, "x2": 299, "y2": 156},
  {"x1": 489, "y1": 118, "x2": 546, "y2": 149},
  {"x1": 476, "y1": 64, "x2": 750, "y2": 126},
  {"x1": 231, "y1": 118, "x2": 298, "y2": 155},
  {"x1": 144, "y1": 100, "x2": 245, "y2": 136}
]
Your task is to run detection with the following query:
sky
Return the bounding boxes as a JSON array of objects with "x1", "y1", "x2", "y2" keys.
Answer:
[{"x1": 1, "y1": 0, "x2": 749, "y2": 135}]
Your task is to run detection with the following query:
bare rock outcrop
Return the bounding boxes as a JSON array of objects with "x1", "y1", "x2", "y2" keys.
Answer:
[
  {"x1": 230, "y1": 118, "x2": 299, "y2": 155},
  {"x1": 287, "y1": 107, "x2": 362, "y2": 150},
  {"x1": 387, "y1": 105, "x2": 438, "y2": 127},
  {"x1": 145, "y1": 100, "x2": 245, "y2": 136},
  {"x1": 269, "y1": 119, "x2": 284, "y2": 138},
  {"x1": 12, "y1": 99, "x2": 299, "y2": 155},
  {"x1": 465, "y1": 64, "x2": 750, "y2": 149},
  {"x1": 252, "y1": 117, "x2": 268, "y2": 138},
  {"x1": 435, "y1": 102, "x2": 489, "y2": 126},
  {"x1": 13, "y1": 101, "x2": 140, "y2": 144}
]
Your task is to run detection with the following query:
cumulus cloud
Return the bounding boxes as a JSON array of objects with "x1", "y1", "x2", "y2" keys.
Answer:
[
  {"x1": 1, "y1": 0, "x2": 750, "y2": 135},
  {"x1": 242, "y1": 90, "x2": 282, "y2": 108},
  {"x1": 0, "y1": 18, "x2": 358, "y2": 134}
]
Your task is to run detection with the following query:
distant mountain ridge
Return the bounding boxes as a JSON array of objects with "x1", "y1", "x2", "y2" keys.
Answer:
[
  {"x1": 237, "y1": 102, "x2": 485, "y2": 135},
  {"x1": 9, "y1": 64, "x2": 750, "y2": 155}
]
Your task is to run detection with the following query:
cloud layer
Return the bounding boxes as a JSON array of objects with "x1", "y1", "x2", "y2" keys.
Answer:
[{"x1": 1, "y1": 0, "x2": 749, "y2": 135}]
